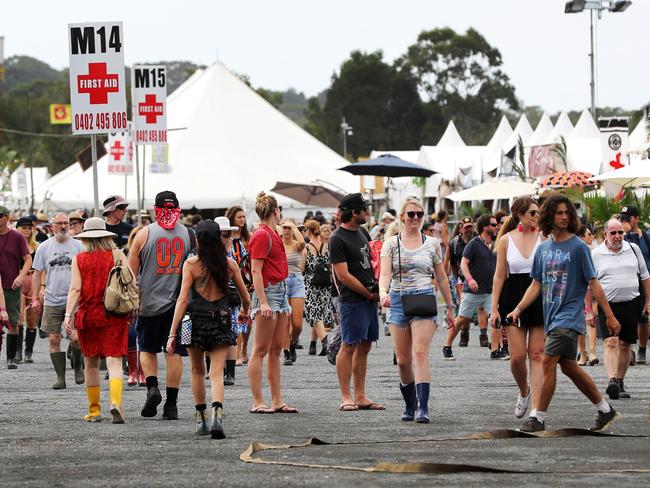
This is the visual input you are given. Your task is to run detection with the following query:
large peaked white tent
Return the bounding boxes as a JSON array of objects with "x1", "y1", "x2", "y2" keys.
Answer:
[{"x1": 35, "y1": 62, "x2": 356, "y2": 211}]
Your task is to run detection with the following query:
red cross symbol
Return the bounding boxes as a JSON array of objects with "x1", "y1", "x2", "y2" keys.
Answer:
[
  {"x1": 110, "y1": 141, "x2": 125, "y2": 161},
  {"x1": 138, "y1": 94, "x2": 164, "y2": 124},
  {"x1": 77, "y1": 63, "x2": 119, "y2": 105}
]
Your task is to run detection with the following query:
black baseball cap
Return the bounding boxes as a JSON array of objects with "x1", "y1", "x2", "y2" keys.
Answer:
[
  {"x1": 339, "y1": 193, "x2": 370, "y2": 211},
  {"x1": 16, "y1": 217, "x2": 34, "y2": 227},
  {"x1": 620, "y1": 205, "x2": 640, "y2": 219},
  {"x1": 155, "y1": 191, "x2": 179, "y2": 208},
  {"x1": 195, "y1": 219, "x2": 220, "y2": 243}
]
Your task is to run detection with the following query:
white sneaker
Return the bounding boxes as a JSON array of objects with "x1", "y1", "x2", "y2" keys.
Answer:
[{"x1": 514, "y1": 390, "x2": 531, "y2": 419}]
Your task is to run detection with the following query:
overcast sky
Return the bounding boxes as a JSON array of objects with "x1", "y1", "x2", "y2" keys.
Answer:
[{"x1": 2, "y1": 0, "x2": 647, "y2": 112}]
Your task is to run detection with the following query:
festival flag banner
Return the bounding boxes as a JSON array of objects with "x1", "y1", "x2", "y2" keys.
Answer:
[
  {"x1": 132, "y1": 65, "x2": 167, "y2": 145},
  {"x1": 67, "y1": 22, "x2": 127, "y2": 135},
  {"x1": 50, "y1": 104, "x2": 72, "y2": 124},
  {"x1": 599, "y1": 117, "x2": 629, "y2": 173},
  {"x1": 107, "y1": 122, "x2": 133, "y2": 175},
  {"x1": 149, "y1": 144, "x2": 171, "y2": 173}
]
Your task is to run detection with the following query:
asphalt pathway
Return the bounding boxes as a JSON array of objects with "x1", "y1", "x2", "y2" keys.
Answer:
[{"x1": 1, "y1": 322, "x2": 648, "y2": 487}]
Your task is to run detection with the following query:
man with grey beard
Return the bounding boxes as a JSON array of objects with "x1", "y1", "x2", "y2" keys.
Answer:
[
  {"x1": 31, "y1": 213, "x2": 84, "y2": 389},
  {"x1": 591, "y1": 218, "x2": 650, "y2": 400}
]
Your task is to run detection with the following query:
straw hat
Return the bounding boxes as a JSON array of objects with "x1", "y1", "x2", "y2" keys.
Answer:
[{"x1": 75, "y1": 217, "x2": 117, "y2": 239}]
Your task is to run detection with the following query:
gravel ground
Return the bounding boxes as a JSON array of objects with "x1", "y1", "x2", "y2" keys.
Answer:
[{"x1": 1, "y1": 321, "x2": 648, "y2": 487}]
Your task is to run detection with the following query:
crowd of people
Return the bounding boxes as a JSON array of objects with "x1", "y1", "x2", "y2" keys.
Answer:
[{"x1": 2, "y1": 189, "x2": 647, "y2": 437}]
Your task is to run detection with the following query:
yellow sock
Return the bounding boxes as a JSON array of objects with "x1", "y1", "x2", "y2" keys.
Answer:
[
  {"x1": 109, "y1": 379, "x2": 123, "y2": 407},
  {"x1": 84, "y1": 385, "x2": 101, "y2": 421}
]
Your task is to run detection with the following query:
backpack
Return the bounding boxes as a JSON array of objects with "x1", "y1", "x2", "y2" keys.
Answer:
[
  {"x1": 309, "y1": 243, "x2": 332, "y2": 288},
  {"x1": 104, "y1": 249, "x2": 140, "y2": 315}
]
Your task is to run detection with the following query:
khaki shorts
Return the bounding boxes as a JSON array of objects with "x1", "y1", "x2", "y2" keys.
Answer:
[{"x1": 41, "y1": 305, "x2": 66, "y2": 335}]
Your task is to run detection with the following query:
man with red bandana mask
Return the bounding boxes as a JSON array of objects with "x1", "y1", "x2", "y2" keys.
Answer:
[{"x1": 128, "y1": 191, "x2": 192, "y2": 420}]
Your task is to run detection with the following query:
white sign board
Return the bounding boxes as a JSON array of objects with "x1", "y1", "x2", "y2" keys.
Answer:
[
  {"x1": 599, "y1": 117, "x2": 629, "y2": 173},
  {"x1": 68, "y1": 22, "x2": 127, "y2": 135},
  {"x1": 132, "y1": 65, "x2": 167, "y2": 145},
  {"x1": 107, "y1": 122, "x2": 133, "y2": 175},
  {"x1": 149, "y1": 144, "x2": 171, "y2": 173}
]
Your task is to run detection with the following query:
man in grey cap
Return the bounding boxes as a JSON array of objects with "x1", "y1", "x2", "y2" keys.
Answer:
[{"x1": 103, "y1": 195, "x2": 133, "y2": 249}]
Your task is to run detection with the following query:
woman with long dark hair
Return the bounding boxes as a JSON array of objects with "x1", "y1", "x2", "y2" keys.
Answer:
[
  {"x1": 491, "y1": 197, "x2": 544, "y2": 420},
  {"x1": 226, "y1": 206, "x2": 253, "y2": 365},
  {"x1": 247, "y1": 192, "x2": 295, "y2": 414},
  {"x1": 167, "y1": 220, "x2": 250, "y2": 439}
]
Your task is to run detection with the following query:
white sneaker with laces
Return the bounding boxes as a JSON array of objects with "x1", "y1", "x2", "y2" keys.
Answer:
[{"x1": 515, "y1": 390, "x2": 531, "y2": 419}]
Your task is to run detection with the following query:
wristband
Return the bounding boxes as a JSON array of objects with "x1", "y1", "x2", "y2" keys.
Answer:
[
  {"x1": 40, "y1": 284, "x2": 46, "y2": 288},
  {"x1": 168, "y1": 334, "x2": 176, "y2": 339},
  {"x1": 379, "y1": 287, "x2": 388, "y2": 294},
  {"x1": 64, "y1": 313, "x2": 72, "y2": 318}
]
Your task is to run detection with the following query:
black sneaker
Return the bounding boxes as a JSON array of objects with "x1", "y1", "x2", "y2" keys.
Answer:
[
  {"x1": 162, "y1": 401, "x2": 178, "y2": 420},
  {"x1": 459, "y1": 330, "x2": 469, "y2": 347},
  {"x1": 141, "y1": 386, "x2": 162, "y2": 417},
  {"x1": 490, "y1": 349, "x2": 503, "y2": 360},
  {"x1": 442, "y1": 346, "x2": 455, "y2": 360},
  {"x1": 519, "y1": 416, "x2": 545, "y2": 432},
  {"x1": 605, "y1": 378, "x2": 620, "y2": 400},
  {"x1": 591, "y1": 406, "x2": 621, "y2": 432},
  {"x1": 618, "y1": 379, "x2": 630, "y2": 399},
  {"x1": 498, "y1": 347, "x2": 510, "y2": 360},
  {"x1": 283, "y1": 350, "x2": 293, "y2": 366}
]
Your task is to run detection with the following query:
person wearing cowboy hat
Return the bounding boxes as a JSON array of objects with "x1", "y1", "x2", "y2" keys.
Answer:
[
  {"x1": 63, "y1": 217, "x2": 134, "y2": 423},
  {"x1": 68, "y1": 210, "x2": 86, "y2": 237},
  {"x1": 102, "y1": 195, "x2": 133, "y2": 249}
]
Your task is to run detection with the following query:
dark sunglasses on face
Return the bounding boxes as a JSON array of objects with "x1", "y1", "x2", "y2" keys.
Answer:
[
  {"x1": 489, "y1": 223, "x2": 498, "y2": 227},
  {"x1": 527, "y1": 210, "x2": 538, "y2": 217},
  {"x1": 0, "y1": 213, "x2": 6, "y2": 218},
  {"x1": 282, "y1": 225, "x2": 292, "y2": 230},
  {"x1": 405, "y1": 211, "x2": 425, "y2": 219},
  {"x1": 608, "y1": 230, "x2": 624, "y2": 235}
]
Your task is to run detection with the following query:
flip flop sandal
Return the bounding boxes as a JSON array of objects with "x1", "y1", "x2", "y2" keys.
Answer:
[
  {"x1": 250, "y1": 405, "x2": 275, "y2": 414},
  {"x1": 357, "y1": 402, "x2": 386, "y2": 410},
  {"x1": 274, "y1": 405, "x2": 299, "y2": 414},
  {"x1": 339, "y1": 403, "x2": 359, "y2": 412}
]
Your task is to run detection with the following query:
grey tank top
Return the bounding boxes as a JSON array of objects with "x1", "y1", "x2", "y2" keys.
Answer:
[
  {"x1": 286, "y1": 250, "x2": 302, "y2": 275},
  {"x1": 138, "y1": 222, "x2": 191, "y2": 317}
]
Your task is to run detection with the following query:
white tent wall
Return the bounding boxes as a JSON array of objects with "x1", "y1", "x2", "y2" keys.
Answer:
[
  {"x1": 482, "y1": 115, "x2": 513, "y2": 174},
  {"x1": 8, "y1": 165, "x2": 49, "y2": 210},
  {"x1": 33, "y1": 62, "x2": 356, "y2": 212},
  {"x1": 547, "y1": 112, "x2": 574, "y2": 144},
  {"x1": 527, "y1": 112, "x2": 554, "y2": 147},
  {"x1": 566, "y1": 109, "x2": 602, "y2": 174}
]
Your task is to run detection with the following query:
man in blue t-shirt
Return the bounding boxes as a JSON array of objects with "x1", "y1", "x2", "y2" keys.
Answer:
[{"x1": 508, "y1": 195, "x2": 621, "y2": 433}]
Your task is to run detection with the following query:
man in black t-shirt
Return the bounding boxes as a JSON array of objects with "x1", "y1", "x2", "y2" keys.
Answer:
[
  {"x1": 329, "y1": 193, "x2": 383, "y2": 412},
  {"x1": 102, "y1": 195, "x2": 133, "y2": 249}
]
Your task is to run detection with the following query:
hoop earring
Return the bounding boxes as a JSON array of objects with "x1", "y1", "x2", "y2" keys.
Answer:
[{"x1": 517, "y1": 223, "x2": 524, "y2": 232}]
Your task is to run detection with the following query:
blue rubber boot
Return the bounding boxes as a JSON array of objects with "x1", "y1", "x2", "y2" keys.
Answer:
[
  {"x1": 399, "y1": 382, "x2": 417, "y2": 421},
  {"x1": 415, "y1": 383, "x2": 430, "y2": 423}
]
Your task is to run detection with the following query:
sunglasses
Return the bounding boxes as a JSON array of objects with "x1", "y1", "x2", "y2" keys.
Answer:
[
  {"x1": 608, "y1": 230, "x2": 625, "y2": 235},
  {"x1": 0, "y1": 213, "x2": 6, "y2": 218},
  {"x1": 52, "y1": 221, "x2": 69, "y2": 226},
  {"x1": 281, "y1": 225, "x2": 292, "y2": 230},
  {"x1": 489, "y1": 223, "x2": 498, "y2": 227},
  {"x1": 527, "y1": 210, "x2": 538, "y2": 217},
  {"x1": 405, "y1": 211, "x2": 425, "y2": 219}
]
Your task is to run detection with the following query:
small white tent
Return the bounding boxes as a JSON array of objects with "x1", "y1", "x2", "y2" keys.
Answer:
[
  {"x1": 566, "y1": 109, "x2": 602, "y2": 174},
  {"x1": 527, "y1": 112, "x2": 554, "y2": 147},
  {"x1": 482, "y1": 115, "x2": 513, "y2": 173},
  {"x1": 502, "y1": 114, "x2": 534, "y2": 152},
  {"x1": 35, "y1": 62, "x2": 356, "y2": 211},
  {"x1": 547, "y1": 112, "x2": 574, "y2": 144}
]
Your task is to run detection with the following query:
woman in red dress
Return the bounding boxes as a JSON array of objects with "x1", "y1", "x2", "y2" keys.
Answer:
[{"x1": 63, "y1": 218, "x2": 133, "y2": 424}]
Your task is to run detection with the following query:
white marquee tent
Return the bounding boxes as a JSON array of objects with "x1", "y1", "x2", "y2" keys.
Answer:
[
  {"x1": 527, "y1": 112, "x2": 554, "y2": 147},
  {"x1": 546, "y1": 111, "x2": 574, "y2": 144},
  {"x1": 34, "y1": 62, "x2": 356, "y2": 211},
  {"x1": 566, "y1": 109, "x2": 602, "y2": 174},
  {"x1": 482, "y1": 115, "x2": 513, "y2": 174}
]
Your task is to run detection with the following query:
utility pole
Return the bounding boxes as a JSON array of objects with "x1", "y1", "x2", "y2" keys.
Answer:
[{"x1": 340, "y1": 117, "x2": 353, "y2": 159}]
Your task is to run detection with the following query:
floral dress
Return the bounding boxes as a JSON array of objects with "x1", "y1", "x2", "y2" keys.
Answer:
[{"x1": 304, "y1": 243, "x2": 334, "y2": 326}]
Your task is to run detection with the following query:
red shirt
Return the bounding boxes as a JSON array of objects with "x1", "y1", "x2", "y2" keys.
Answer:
[{"x1": 248, "y1": 224, "x2": 288, "y2": 287}]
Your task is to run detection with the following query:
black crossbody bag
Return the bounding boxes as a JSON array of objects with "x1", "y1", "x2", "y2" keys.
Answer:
[{"x1": 397, "y1": 235, "x2": 437, "y2": 316}]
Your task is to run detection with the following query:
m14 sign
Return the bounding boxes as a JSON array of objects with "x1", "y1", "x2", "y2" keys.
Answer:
[
  {"x1": 68, "y1": 22, "x2": 127, "y2": 135},
  {"x1": 132, "y1": 65, "x2": 167, "y2": 145}
]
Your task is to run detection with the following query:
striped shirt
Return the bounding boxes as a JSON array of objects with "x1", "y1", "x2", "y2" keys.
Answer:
[{"x1": 381, "y1": 235, "x2": 442, "y2": 292}]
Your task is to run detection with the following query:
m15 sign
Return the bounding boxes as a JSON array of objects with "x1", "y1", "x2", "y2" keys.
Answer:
[
  {"x1": 68, "y1": 22, "x2": 127, "y2": 135},
  {"x1": 132, "y1": 65, "x2": 167, "y2": 145}
]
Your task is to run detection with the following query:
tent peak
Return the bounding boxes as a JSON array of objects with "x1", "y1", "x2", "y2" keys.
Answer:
[{"x1": 437, "y1": 121, "x2": 466, "y2": 147}]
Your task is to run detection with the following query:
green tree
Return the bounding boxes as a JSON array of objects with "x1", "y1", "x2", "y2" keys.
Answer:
[
  {"x1": 305, "y1": 50, "x2": 427, "y2": 159},
  {"x1": 399, "y1": 28, "x2": 519, "y2": 145}
]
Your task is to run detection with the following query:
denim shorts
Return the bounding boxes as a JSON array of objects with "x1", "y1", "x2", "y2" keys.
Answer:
[
  {"x1": 284, "y1": 273, "x2": 305, "y2": 299},
  {"x1": 339, "y1": 300, "x2": 379, "y2": 345},
  {"x1": 387, "y1": 288, "x2": 438, "y2": 328},
  {"x1": 458, "y1": 292, "x2": 492, "y2": 319},
  {"x1": 251, "y1": 282, "x2": 292, "y2": 319}
]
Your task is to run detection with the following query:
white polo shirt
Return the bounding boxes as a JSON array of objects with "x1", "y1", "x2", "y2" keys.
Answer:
[{"x1": 591, "y1": 241, "x2": 649, "y2": 303}]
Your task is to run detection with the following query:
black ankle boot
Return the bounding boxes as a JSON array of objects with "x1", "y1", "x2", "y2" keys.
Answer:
[
  {"x1": 24, "y1": 328, "x2": 36, "y2": 363},
  {"x1": 399, "y1": 382, "x2": 417, "y2": 421},
  {"x1": 14, "y1": 326, "x2": 23, "y2": 363},
  {"x1": 318, "y1": 337, "x2": 328, "y2": 356},
  {"x1": 308, "y1": 341, "x2": 317, "y2": 355}
]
